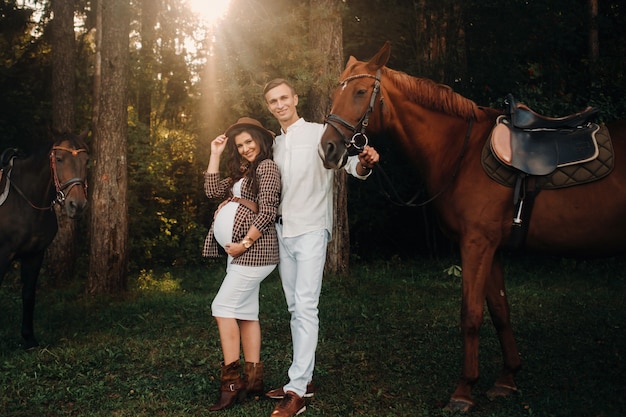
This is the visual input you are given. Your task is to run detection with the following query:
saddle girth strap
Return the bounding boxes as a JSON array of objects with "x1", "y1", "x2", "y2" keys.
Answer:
[{"x1": 508, "y1": 176, "x2": 538, "y2": 250}]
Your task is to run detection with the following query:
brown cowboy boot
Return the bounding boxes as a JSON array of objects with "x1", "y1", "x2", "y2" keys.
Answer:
[
  {"x1": 244, "y1": 361, "x2": 264, "y2": 397},
  {"x1": 209, "y1": 361, "x2": 245, "y2": 411}
]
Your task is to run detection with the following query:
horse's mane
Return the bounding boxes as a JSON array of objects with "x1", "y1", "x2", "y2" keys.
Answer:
[{"x1": 383, "y1": 67, "x2": 479, "y2": 120}]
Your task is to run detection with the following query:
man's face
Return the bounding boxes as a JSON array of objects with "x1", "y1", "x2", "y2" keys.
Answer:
[{"x1": 265, "y1": 83, "x2": 299, "y2": 125}]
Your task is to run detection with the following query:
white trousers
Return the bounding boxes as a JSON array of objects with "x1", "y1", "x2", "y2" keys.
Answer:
[{"x1": 276, "y1": 225, "x2": 328, "y2": 397}]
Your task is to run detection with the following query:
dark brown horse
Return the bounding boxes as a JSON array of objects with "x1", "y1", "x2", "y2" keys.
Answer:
[
  {"x1": 319, "y1": 42, "x2": 626, "y2": 411},
  {"x1": 0, "y1": 131, "x2": 89, "y2": 349}
]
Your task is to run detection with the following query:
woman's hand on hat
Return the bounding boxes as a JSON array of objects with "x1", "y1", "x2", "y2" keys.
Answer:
[{"x1": 210, "y1": 134, "x2": 228, "y2": 156}]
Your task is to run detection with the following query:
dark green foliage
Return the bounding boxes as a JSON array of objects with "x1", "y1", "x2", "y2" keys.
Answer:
[
  {"x1": 0, "y1": 255, "x2": 624, "y2": 415},
  {"x1": 0, "y1": 1, "x2": 51, "y2": 150},
  {"x1": 127, "y1": 117, "x2": 210, "y2": 268}
]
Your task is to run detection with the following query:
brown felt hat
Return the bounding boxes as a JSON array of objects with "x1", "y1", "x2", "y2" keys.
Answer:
[{"x1": 225, "y1": 117, "x2": 275, "y2": 145}]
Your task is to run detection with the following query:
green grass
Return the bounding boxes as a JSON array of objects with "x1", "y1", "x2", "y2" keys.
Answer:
[{"x1": 0, "y1": 255, "x2": 625, "y2": 416}]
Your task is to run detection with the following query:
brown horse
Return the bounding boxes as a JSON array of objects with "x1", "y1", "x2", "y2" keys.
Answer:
[
  {"x1": 0, "y1": 131, "x2": 89, "y2": 348},
  {"x1": 319, "y1": 42, "x2": 626, "y2": 412}
]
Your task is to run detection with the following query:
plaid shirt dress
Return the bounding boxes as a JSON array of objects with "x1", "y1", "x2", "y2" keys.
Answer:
[{"x1": 202, "y1": 158, "x2": 280, "y2": 266}]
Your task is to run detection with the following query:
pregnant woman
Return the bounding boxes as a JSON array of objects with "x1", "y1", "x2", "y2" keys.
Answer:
[{"x1": 202, "y1": 117, "x2": 280, "y2": 411}]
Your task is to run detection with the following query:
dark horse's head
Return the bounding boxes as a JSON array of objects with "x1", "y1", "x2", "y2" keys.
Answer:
[
  {"x1": 320, "y1": 42, "x2": 392, "y2": 169},
  {"x1": 50, "y1": 130, "x2": 90, "y2": 218}
]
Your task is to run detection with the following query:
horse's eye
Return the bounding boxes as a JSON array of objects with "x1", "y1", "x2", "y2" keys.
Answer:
[{"x1": 357, "y1": 89, "x2": 367, "y2": 96}]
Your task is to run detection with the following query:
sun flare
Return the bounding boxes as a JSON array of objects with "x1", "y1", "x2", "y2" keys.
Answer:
[{"x1": 188, "y1": 0, "x2": 231, "y2": 26}]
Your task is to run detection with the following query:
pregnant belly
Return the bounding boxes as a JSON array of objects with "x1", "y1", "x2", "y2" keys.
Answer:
[{"x1": 213, "y1": 202, "x2": 238, "y2": 247}]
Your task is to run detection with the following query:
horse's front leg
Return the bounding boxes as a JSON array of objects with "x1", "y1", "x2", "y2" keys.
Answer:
[
  {"x1": 485, "y1": 255, "x2": 521, "y2": 399},
  {"x1": 0, "y1": 248, "x2": 10, "y2": 285},
  {"x1": 445, "y1": 238, "x2": 496, "y2": 412},
  {"x1": 20, "y1": 252, "x2": 44, "y2": 349}
]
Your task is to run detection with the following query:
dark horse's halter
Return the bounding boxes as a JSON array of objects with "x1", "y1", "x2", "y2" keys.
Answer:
[
  {"x1": 9, "y1": 145, "x2": 88, "y2": 211},
  {"x1": 324, "y1": 69, "x2": 475, "y2": 207},
  {"x1": 325, "y1": 70, "x2": 382, "y2": 156}
]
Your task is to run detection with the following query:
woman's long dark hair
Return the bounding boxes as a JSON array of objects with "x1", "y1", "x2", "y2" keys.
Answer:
[{"x1": 225, "y1": 127, "x2": 274, "y2": 195}]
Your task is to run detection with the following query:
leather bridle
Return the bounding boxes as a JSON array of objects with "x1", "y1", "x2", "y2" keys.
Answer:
[
  {"x1": 325, "y1": 70, "x2": 382, "y2": 156},
  {"x1": 7, "y1": 145, "x2": 89, "y2": 211},
  {"x1": 49, "y1": 145, "x2": 89, "y2": 206}
]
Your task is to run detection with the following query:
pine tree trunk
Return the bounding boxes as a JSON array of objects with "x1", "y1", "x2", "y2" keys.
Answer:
[
  {"x1": 137, "y1": 0, "x2": 158, "y2": 127},
  {"x1": 588, "y1": 0, "x2": 599, "y2": 64},
  {"x1": 47, "y1": 0, "x2": 77, "y2": 287},
  {"x1": 308, "y1": 0, "x2": 348, "y2": 275},
  {"x1": 87, "y1": 0, "x2": 130, "y2": 294}
]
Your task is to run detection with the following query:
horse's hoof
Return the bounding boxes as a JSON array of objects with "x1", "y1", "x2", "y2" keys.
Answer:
[
  {"x1": 443, "y1": 398, "x2": 474, "y2": 413},
  {"x1": 486, "y1": 383, "x2": 518, "y2": 400}
]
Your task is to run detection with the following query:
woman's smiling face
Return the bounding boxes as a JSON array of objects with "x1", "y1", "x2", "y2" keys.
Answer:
[{"x1": 235, "y1": 131, "x2": 260, "y2": 163}]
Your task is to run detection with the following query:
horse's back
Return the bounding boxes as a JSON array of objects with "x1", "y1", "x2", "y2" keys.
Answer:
[
  {"x1": 524, "y1": 119, "x2": 626, "y2": 256},
  {"x1": 607, "y1": 119, "x2": 626, "y2": 150}
]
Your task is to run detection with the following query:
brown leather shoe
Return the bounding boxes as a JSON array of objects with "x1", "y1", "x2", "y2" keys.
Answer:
[
  {"x1": 270, "y1": 391, "x2": 306, "y2": 417},
  {"x1": 266, "y1": 381, "x2": 315, "y2": 399}
]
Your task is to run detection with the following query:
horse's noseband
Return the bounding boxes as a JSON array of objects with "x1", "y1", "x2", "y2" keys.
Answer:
[{"x1": 325, "y1": 70, "x2": 382, "y2": 156}]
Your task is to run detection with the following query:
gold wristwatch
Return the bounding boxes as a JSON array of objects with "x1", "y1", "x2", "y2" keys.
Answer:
[{"x1": 241, "y1": 237, "x2": 254, "y2": 249}]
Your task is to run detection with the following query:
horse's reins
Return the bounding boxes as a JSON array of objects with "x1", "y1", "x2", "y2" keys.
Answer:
[
  {"x1": 325, "y1": 70, "x2": 474, "y2": 207},
  {"x1": 6, "y1": 146, "x2": 88, "y2": 211}
]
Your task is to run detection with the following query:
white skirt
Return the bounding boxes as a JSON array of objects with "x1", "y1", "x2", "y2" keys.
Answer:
[{"x1": 211, "y1": 263, "x2": 276, "y2": 321}]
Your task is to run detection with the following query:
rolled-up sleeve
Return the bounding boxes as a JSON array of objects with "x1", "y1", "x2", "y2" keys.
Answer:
[
  {"x1": 344, "y1": 155, "x2": 371, "y2": 180},
  {"x1": 252, "y1": 159, "x2": 281, "y2": 232},
  {"x1": 204, "y1": 172, "x2": 231, "y2": 200}
]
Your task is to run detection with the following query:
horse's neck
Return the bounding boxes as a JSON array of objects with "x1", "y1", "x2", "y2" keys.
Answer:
[
  {"x1": 393, "y1": 109, "x2": 468, "y2": 179},
  {"x1": 14, "y1": 152, "x2": 54, "y2": 204}
]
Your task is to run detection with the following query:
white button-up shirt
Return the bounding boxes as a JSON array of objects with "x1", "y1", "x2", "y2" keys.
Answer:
[{"x1": 273, "y1": 118, "x2": 367, "y2": 239}]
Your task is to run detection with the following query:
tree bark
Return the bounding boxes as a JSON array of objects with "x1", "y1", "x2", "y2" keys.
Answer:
[
  {"x1": 308, "y1": 0, "x2": 348, "y2": 275},
  {"x1": 47, "y1": 0, "x2": 77, "y2": 287},
  {"x1": 588, "y1": 0, "x2": 599, "y2": 63},
  {"x1": 137, "y1": 0, "x2": 158, "y2": 127},
  {"x1": 87, "y1": 0, "x2": 130, "y2": 294}
]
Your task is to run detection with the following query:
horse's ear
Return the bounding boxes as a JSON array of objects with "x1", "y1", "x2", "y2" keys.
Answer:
[
  {"x1": 78, "y1": 127, "x2": 90, "y2": 142},
  {"x1": 346, "y1": 56, "x2": 357, "y2": 67},
  {"x1": 367, "y1": 41, "x2": 391, "y2": 71}
]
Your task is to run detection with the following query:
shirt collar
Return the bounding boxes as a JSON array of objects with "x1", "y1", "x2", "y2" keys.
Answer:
[{"x1": 281, "y1": 117, "x2": 305, "y2": 135}]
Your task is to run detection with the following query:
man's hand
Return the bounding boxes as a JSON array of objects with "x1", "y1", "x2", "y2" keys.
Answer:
[{"x1": 356, "y1": 145, "x2": 380, "y2": 175}]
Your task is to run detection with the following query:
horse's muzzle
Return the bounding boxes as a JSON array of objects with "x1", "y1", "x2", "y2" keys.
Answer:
[
  {"x1": 59, "y1": 181, "x2": 88, "y2": 219},
  {"x1": 319, "y1": 129, "x2": 349, "y2": 169},
  {"x1": 318, "y1": 141, "x2": 347, "y2": 169}
]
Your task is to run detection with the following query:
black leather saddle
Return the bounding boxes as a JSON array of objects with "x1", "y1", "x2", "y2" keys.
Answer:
[
  {"x1": 1, "y1": 148, "x2": 20, "y2": 170},
  {"x1": 490, "y1": 95, "x2": 600, "y2": 176},
  {"x1": 506, "y1": 94, "x2": 598, "y2": 129}
]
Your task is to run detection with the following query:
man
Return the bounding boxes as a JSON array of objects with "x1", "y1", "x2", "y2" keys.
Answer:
[{"x1": 263, "y1": 78, "x2": 379, "y2": 417}]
